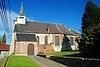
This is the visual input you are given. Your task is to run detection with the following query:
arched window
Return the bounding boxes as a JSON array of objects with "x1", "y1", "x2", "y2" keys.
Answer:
[
  {"x1": 37, "y1": 36, "x2": 39, "y2": 44},
  {"x1": 45, "y1": 36, "x2": 48, "y2": 45},
  {"x1": 55, "y1": 36, "x2": 60, "y2": 45},
  {"x1": 70, "y1": 37, "x2": 74, "y2": 45}
]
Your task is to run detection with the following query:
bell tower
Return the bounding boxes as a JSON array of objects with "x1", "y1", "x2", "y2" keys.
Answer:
[{"x1": 16, "y1": 3, "x2": 26, "y2": 24}]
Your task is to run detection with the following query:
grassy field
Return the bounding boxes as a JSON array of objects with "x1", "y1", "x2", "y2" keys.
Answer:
[
  {"x1": 46, "y1": 51, "x2": 80, "y2": 56},
  {"x1": 4, "y1": 56, "x2": 38, "y2": 67}
]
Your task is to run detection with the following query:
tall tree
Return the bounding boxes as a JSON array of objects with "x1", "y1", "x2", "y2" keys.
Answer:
[
  {"x1": 80, "y1": 1, "x2": 100, "y2": 54},
  {"x1": 0, "y1": 39, "x2": 1, "y2": 44},
  {"x1": 2, "y1": 33, "x2": 6, "y2": 44}
]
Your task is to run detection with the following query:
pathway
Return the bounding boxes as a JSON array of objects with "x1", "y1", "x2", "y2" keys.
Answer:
[{"x1": 29, "y1": 56, "x2": 67, "y2": 67}]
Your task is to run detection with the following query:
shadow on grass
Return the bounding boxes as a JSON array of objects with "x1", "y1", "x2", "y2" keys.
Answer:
[
  {"x1": 49, "y1": 52, "x2": 100, "y2": 67},
  {"x1": 50, "y1": 54, "x2": 100, "y2": 67}
]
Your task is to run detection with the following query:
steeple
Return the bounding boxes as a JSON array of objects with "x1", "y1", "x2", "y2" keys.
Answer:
[
  {"x1": 20, "y1": 3, "x2": 24, "y2": 16},
  {"x1": 15, "y1": 2, "x2": 26, "y2": 24}
]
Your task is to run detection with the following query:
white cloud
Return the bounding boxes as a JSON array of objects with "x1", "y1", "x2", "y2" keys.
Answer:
[
  {"x1": 7, "y1": 10, "x2": 18, "y2": 32},
  {"x1": 0, "y1": 10, "x2": 18, "y2": 39}
]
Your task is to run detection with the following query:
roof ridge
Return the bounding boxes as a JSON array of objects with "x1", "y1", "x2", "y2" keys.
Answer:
[
  {"x1": 26, "y1": 21, "x2": 63, "y2": 25},
  {"x1": 63, "y1": 25, "x2": 74, "y2": 35}
]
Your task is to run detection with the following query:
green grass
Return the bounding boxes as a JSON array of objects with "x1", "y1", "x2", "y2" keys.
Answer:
[
  {"x1": 46, "y1": 51, "x2": 80, "y2": 56},
  {"x1": 5, "y1": 56, "x2": 38, "y2": 67}
]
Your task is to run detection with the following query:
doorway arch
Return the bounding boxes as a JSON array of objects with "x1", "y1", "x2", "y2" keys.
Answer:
[{"x1": 28, "y1": 44, "x2": 34, "y2": 55}]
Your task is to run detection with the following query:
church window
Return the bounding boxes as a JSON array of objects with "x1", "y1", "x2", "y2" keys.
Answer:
[
  {"x1": 70, "y1": 37, "x2": 74, "y2": 45},
  {"x1": 45, "y1": 36, "x2": 48, "y2": 45},
  {"x1": 37, "y1": 36, "x2": 39, "y2": 44},
  {"x1": 55, "y1": 36, "x2": 60, "y2": 45},
  {"x1": 19, "y1": 17, "x2": 24, "y2": 18}
]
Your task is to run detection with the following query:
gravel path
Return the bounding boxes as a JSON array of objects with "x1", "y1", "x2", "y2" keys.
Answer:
[
  {"x1": 0, "y1": 59, "x2": 2, "y2": 67},
  {"x1": 29, "y1": 56, "x2": 67, "y2": 67}
]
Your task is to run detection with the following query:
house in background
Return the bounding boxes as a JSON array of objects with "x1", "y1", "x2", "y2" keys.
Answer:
[
  {"x1": 0, "y1": 44, "x2": 9, "y2": 56},
  {"x1": 9, "y1": 3, "x2": 80, "y2": 56}
]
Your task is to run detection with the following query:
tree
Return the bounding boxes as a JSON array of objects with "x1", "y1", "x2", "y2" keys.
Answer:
[
  {"x1": 0, "y1": 39, "x2": 2, "y2": 44},
  {"x1": 2, "y1": 33, "x2": 6, "y2": 44},
  {"x1": 80, "y1": 0, "x2": 100, "y2": 54}
]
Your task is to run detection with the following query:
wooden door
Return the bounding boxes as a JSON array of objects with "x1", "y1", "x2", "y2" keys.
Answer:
[{"x1": 28, "y1": 44, "x2": 34, "y2": 55}]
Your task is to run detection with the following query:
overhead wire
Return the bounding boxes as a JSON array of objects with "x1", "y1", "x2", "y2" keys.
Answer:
[
  {"x1": 8, "y1": 0, "x2": 11, "y2": 37},
  {"x1": 0, "y1": 0, "x2": 10, "y2": 34}
]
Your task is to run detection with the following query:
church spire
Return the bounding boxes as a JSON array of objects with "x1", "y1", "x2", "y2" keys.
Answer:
[
  {"x1": 15, "y1": 2, "x2": 26, "y2": 24},
  {"x1": 20, "y1": 2, "x2": 24, "y2": 16}
]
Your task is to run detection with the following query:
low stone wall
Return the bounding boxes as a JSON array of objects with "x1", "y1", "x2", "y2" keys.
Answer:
[{"x1": 50, "y1": 56, "x2": 100, "y2": 67}]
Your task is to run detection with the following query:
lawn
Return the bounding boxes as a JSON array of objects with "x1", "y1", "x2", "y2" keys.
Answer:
[
  {"x1": 4, "y1": 56, "x2": 38, "y2": 67},
  {"x1": 46, "y1": 51, "x2": 80, "y2": 56}
]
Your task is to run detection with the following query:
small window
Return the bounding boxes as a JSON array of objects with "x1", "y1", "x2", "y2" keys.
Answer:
[
  {"x1": 70, "y1": 37, "x2": 74, "y2": 45},
  {"x1": 19, "y1": 17, "x2": 24, "y2": 18},
  {"x1": 37, "y1": 36, "x2": 39, "y2": 44},
  {"x1": 45, "y1": 36, "x2": 48, "y2": 45},
  {"x1": 55, "y1": 36, "x2": 60, "y2": 45}
]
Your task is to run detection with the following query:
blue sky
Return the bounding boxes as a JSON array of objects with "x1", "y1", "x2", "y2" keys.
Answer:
[{"x1": 0, "y1": 0, "x2": 100, "y2": 44}]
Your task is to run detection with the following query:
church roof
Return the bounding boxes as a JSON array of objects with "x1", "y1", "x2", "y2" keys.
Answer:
[
  {"x1": 16, "y1": 34, "x2": 37, "y2": 42},
  {"x1": 0, "y1": 44, "x2": 10, "y2": 50},
  {"x1": 14, "y1": 21, "x2": 74, "y2": 35},
  {"x1": 70, "y1": 29, "x2": 80, "y2": 36}
]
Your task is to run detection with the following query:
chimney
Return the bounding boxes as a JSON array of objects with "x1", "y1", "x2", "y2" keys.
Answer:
[{"x1": 46, "y1": 25, "x2": 51, "y2": 33}]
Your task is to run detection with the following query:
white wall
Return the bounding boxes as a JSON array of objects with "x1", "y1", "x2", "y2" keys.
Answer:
[
  {"x1": 9, "y1": 32, "x2": 16, "y2": 55},
  {"x1": 36, "y1": 34, "x2": 63, "y2": 52},
  {"x1": 36, "y1": 34, "x2": 53, "y2": 45},
  {"x1": 0, "y1": 51, "x2": 9, "y2": 56}
]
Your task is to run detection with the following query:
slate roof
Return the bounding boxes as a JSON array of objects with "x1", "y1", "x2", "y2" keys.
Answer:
[
  {"x1": 70, "y1": 29, "x2": 80, "y2": 36},
  {"x1": 0, "y1": 44, "x2": 10, "y2": 50},
  {"x1": 14, "y1": 21, "x2": 74, "y2": 35},
  {"x1": 16, "y1": 34, "x2": 37, "y2": 42}
]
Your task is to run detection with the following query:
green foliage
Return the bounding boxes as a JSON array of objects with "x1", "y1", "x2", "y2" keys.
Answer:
[
  {"x1": 0, "y1": 33, "x2": 6, "y2": 44},
  {"x1": 0, "y1": 39, "x2": 2, "y2": 44},
  {"x1": 1, "y1": 33, "x2": 6, "y2": 44},
  {"x1": 5, "y1": 56, "x2": 39, "y2": 67},
  {"x1": 80, "y1": 1, "x2": 100, "y2": 54}
]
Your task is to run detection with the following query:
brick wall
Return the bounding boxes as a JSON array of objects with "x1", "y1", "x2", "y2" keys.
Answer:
[
  {"x1": 38, "y1": 44, "x2": 53, "y2": 54},
  {"x1": 14, "y1": 41, "x2": 38, "y2": 55}
]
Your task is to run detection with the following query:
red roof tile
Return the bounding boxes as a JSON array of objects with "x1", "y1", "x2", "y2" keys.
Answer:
[{"x1": 0, "y1": 44, "x2": 10, "y2": 50}]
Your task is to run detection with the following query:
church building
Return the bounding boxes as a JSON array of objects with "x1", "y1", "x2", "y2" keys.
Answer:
[{"x1": 9, "y1": 3, "x2": 80, "y2": 55}]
